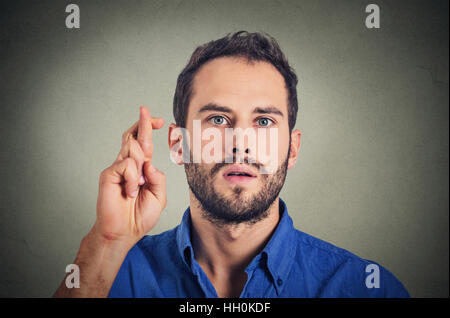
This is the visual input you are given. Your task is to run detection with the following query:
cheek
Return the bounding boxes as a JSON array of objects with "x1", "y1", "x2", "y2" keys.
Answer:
[
  {"x1": 253, "y1": 128, "x2": 289, "y2": 170},
  {"x1": 276, "y1": 127, "x2": 291, "y2": 159},
  {"x1": 278, "y1": 134, "x2": 291, "y2": 163},
  {"x1": 185, "y1": 123, "x2": 224, "y2": 163}
]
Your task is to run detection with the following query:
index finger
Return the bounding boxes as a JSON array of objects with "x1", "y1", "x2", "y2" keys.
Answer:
[{"x1": 137, "y1": 106, "x2": 164, "y2": 160}]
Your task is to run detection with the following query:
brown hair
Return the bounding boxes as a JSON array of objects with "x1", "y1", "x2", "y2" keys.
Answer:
[{"x1": 173, "y1": 31, "x2": 299, "y2": 131}]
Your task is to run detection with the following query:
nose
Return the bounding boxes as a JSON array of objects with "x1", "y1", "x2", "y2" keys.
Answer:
[
  {"x1": 226, "y1": 131, "x2": 254, "y2": 163},
  {"x1": 233, "y1": 147, "x2": 250, "y2": 154},
  {"x1": 223, "y1": 118, "x2": 256, "y2": 163}
]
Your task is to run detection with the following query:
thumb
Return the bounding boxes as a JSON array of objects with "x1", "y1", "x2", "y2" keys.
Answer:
[{"x1": 142, "y1": 161, "x2": 167, "y2": 206}]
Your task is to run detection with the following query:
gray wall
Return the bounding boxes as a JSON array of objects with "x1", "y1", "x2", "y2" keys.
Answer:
[{"x1": 0, "y1": 0, "x2": 448, "y2": 297}]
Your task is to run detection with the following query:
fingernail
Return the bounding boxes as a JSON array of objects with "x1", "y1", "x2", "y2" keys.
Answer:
[
  {"x1": 131, "y1": 190, "x2": 138, "y2": 198},
  {"x1": 139, "y1": 175, "x2": 145, "y2": 184},
  {"x1": 149, "y1": 165, "x2": 156, "y2": 173}
]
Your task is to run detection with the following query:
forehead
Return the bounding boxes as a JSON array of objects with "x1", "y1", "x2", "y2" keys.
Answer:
[{"x1": 188, "y1": 56, "x2": 288, "y2": 115}]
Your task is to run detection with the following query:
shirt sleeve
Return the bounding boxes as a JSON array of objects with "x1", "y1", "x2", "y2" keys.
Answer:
[
  {"x1": 108, "y1": 248, "x2": 136, "y2": 298},
  {"x1": 317, "y1": 257, "x2": 410, "y2": 298}
]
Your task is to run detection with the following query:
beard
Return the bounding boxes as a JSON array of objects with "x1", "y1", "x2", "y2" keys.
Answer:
[{"x1": 184, "y1": 148, "x2": 290, "y2": 226}]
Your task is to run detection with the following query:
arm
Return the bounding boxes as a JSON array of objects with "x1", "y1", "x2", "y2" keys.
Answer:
[
  {"x1": 53, "y1": 106, "x2": 166, "y2": 297},
  {"x1": 53, "y1": 228, "x2": 131, "y2": 297}
]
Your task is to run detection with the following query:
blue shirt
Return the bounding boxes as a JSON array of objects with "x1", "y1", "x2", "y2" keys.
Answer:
[{"x1": 108, "y1": 199, "x2": 409, "y2": 298}]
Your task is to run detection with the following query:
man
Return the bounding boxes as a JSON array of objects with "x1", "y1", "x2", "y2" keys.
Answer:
[{"x1": 54, "y1": 31, "x2": 409, "y2": 298}]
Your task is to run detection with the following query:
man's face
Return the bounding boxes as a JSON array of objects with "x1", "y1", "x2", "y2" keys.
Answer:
[{"x1": 180, "y1": 57, "x2": 297, "y2": 225}]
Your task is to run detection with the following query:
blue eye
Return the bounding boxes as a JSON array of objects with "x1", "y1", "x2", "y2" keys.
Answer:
[
  {"x1": 257, "y1": 118, "x2": 273, "y2": 127},
  {"x1": 211, "y1": 116, "x2": 227, "y2": 125}
]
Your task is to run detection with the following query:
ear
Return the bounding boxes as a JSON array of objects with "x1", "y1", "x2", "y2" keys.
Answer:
[
  {"x1": 287, "y1": 129, "x2": 301, "y2": 170},
  {"x1": 168, "y1": 123, "x2": 185, "y2": 166}
]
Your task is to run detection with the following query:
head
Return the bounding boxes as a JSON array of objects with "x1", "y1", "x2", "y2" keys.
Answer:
[{"x1": 168, "y1": 31, "x2": 301, "y2": 226}]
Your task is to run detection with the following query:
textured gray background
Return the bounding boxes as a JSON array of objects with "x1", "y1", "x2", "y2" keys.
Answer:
[{"x1": 0, "y1": 0, "x2": 448, "y2": 297}]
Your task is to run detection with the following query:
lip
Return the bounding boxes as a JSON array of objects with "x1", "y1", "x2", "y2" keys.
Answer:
[{"x1": 222, "y1": 164, "x2": 257, "y2": 185}]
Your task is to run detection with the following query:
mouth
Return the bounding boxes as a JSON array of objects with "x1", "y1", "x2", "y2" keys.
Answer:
[{"x1": 222, "y1": 165, "x2": 257, "y2": 185}]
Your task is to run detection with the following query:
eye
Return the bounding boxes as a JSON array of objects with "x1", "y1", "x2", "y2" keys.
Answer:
[
  {"x1": 210, "y1": 115, "x2": 228, "y2": 126},
  {"x1": 257, "y1": 117, "x2": 274, "y2": 127}
]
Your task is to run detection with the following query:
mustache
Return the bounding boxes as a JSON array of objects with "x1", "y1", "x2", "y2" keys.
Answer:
[{"x1": 209, "y1": 157, "x2": 263, "y2": 177}]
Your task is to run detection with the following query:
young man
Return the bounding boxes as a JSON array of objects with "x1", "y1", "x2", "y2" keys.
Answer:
[{"x1": 54, "y1": 31, "x2": 409, "y2": 298}]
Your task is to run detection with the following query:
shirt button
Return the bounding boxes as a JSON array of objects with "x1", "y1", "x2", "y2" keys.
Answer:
[{"x1": 277, "y1": 278, "x2": 283, "y2": 286}]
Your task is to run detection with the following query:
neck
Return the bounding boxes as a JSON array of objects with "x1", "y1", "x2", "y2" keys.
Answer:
[{"x1": 189, "y1": 192, "x2": 280, "y2": 296}]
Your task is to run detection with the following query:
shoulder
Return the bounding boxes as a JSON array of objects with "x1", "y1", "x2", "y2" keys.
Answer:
[
  {"x1": 127, "y1": 226, "x2": 179, "y2": 262},
  {"x1": 293, "y1": 229, "x2": 358, "y2": 262},
  {"x1": 291, "y1": 229, "x2": 409, "y2": 297}
]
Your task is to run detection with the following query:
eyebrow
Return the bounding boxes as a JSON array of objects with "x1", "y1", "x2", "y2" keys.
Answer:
[
  {"x1": 198, "y1": 103, "x2": 232, "y2": 114},
  {"x1": 253, "y1": 106, "x2": 284, "y2": 117},
  {"x1": 198, "y1": 103, "x2": 284, "y2": 117}
]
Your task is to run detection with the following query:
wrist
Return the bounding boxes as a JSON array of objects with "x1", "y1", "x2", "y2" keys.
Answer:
[
  {"x1": 78, "y1": 228, "x2": 134, "y2": 264},
  {"x1": 55, "y1": 227, "x2": 134, "y2": 298},
  {"x1": 86, "y1": 223, "x2": 137, "y2": 253}
]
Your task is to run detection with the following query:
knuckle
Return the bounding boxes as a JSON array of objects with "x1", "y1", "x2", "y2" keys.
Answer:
[
  {"x1": 135, "y1": 160, "x2": 144, "y2": 171},
  {"x1": 122, "y1": 158, "x2": 135, "y2": 173},
  {"x1": 124, "y1": 157, "x2": 135, "y2": 168},
  {"x1": 128, "y1": 153, "x2": 143, "y2": 170},
  {"x1": 99, "y1": 167, "x2": 110, "y2": 185},
  {"x1": 99, "y1": 169, "x2": 106, "y2": 181},
  {"x1": 100, "y1": 165, "x2": 112, "y2": 176},
  {"x1": 130, "y1": 139, "x2": 145, "y2": 158},
  {"x1": 137, "y1": 137, "x2": 149, "y2": 147},
  {"x1": 121, "y1": 131, "x2": 128, "y2": 143},
  {"x1": 141, "y1": 143, "x2": 153, "y2": 154},
  {"x1": 100, "y1": 167, "x2": 108, "y2": 177}
]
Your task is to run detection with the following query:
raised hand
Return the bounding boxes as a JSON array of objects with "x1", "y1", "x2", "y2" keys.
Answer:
[{"x1": 93, "y1": 106, "x2": 167, "y2": 247}]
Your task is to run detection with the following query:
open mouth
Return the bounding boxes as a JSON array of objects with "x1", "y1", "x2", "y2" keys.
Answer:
[
  {"x1": 226, "y1": 172, "x2": 253, "y2": 177},
  {"x1": 222, "y1": 165, "x2": 257, "y2": 185}
]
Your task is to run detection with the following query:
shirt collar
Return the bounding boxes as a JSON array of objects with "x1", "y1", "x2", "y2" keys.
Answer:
[{"x1": 176, "y1": 198, "x2": 297, "y2": 295}]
